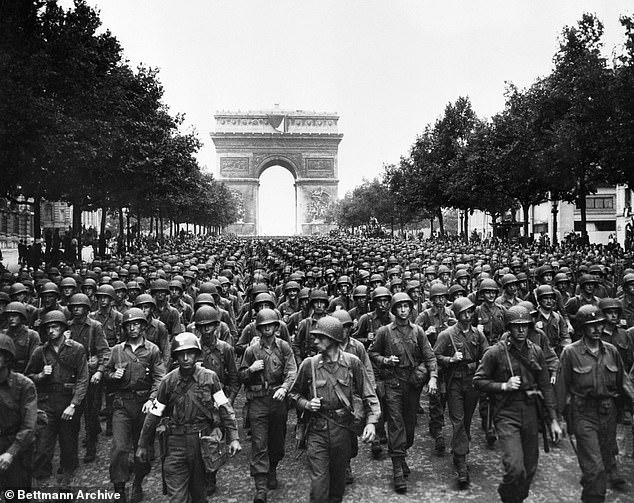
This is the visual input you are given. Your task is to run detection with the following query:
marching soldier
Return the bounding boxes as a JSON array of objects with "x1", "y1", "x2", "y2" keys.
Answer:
[
  {"x1": 474, "y1": 305, "x2": 563, "y2": 503},
  {"x1": 239, "y1": 308, "x2": 297, "y2": 503},
  {"x1": 289, "y1": 316, "x2": 379, "y2": 503},
  {"x1": 1, "y1": 302, "x2": 40, "y2": 374},
  {"x1": 0, "y1": 333, "x2": 37, "y2": 493},
  {"x1": 369, "y1": 292, "x2": 438, "y2": 493},
  {"x1": 26, "y1": 310, "x2": 89, "y2": 488},
  {"x1": 136, "y1": 332, "x2": 241, "y2": 503}
]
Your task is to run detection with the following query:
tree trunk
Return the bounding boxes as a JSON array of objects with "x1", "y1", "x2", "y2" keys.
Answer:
[
  {"x1": 33, "y1": 195, "x2": 42, "y2": 240},
  {"x1": 159, "y1": 210, "x2": 164, "y2": 241},
  {"x1": 578, "y1": 176, "x2": 588, "y2": 243},
  {"x1": 149, "y1": 216, "x2": 153, "y2": 237},
  {"x1": 72, "y1": 203, "x2": 82, "y2": 261},
  {"x1": 464, "y1": 210, "x2": 469, "y2": 242},
  {"x1": 99, "y1": 207, "x2": 107, "y2": 257},
  {"x1": 551, "y1": 200, "x2": 559, "y2": 246},
  {"x1": 522, "y1": 202, "x2": 530, "y2": 240},
  {"x1": 430, "y1": 217, "x2": 434, "y2": 237},
  {"x1": 436, "y1": 207, "x2": 445, "y2": 236}
]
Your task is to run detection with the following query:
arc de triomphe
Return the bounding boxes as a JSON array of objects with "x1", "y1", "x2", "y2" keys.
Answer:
[{"x1": 211, "y1": 109, "x2": 342, "y2": 235}]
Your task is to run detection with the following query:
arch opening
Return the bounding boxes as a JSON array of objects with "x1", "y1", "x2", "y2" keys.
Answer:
[{"x1": 258, "y1": 165, "x2": 296, "y2": 235}]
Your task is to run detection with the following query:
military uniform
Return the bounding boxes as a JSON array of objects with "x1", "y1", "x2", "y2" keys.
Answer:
[
  {"x1": 239, "y1": 336, "x2": 297, "y2": 494},
  {"x1": 1, "y1": 325, "x2": 40, "y2": 374},
  {"x1": 138, "y1": 365, "x2": 239, "y2": 503},
  {"x1": 473, "y1": 302, "x2": 505, "y2": 344},
  {"x1": 473, "y1": 338, "x2": 557, "y2": 503},
  {"x1": 145, "y1": 318, "x2": 171, "y2": 368},
  {"x1": 105, "y1": 338, "x2": 165, "y2": 491},
  {"x1": 200, "y1": 336, "x2": 239, "y2": 404},
  {"x1": 26, "y1": 338, "x2": 89, "y2": 480},
  {"x1": 290, "y1": 351, "x2": 380, "y2": 503}
]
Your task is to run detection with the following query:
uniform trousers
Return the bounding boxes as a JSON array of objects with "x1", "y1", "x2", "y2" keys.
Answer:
[
  {"x1": 446, "y1": 374, "x2": 479, "y2": 457},
  {"x1": 164, "y1": 433, "x2": 206, "y2": 503},
  {"x1": 247, "y1": 395, "x2": 288, "y2": 476},
  {"x1": 384, "y1": 379, "x2": 421, "y2": 457}
]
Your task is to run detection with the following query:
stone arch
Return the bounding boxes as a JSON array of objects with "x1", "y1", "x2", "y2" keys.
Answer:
[{"x1": 212, "y1": 108, "x2": 342, "y2": 235}]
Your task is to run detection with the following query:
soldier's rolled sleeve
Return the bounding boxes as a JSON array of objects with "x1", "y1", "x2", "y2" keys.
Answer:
[
  {"x1": 7, "y1": 378, "x2": 37, "y2": 458},
  {"x1": 417, "y1": 330, "x2": 438, "y2": 378},
  {"x1": 72, "y1": 345, "x2": 89, "y2": 406},
  {"x1": 280, "y1": 341, "x2": 298, "y2": 391},
  {"x1": 353, "y1": 360, "x2": 380, "y2": 424}
]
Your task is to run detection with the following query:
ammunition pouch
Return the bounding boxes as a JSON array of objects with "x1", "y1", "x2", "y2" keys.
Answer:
[{"x1": 199, "y1": 426, "x2": 228, "y2": 473}]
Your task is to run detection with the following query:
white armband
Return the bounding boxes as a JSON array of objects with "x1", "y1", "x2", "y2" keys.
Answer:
[
  {"x1": 149, "y1": 399, "x2": 166, "y2": 416},
  {"x1": 213, "y1": 389, "x2": 229, "y2": 407}
]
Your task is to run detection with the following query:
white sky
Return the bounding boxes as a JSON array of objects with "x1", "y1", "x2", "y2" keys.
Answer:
[{"x1": 59, "y1": 0, "x2": 633, "y2": 234}]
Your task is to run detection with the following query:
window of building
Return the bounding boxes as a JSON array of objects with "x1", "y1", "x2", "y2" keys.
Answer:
[
  {"x1": 578, "y1": 196, "x2": 614, "y2": 210},
  {"x1": 574, "y1": 220, "x2": 616, "y2": 232}
]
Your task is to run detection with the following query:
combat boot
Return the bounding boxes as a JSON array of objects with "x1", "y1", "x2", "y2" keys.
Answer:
[
  {"x1": 434, "y1": 434, "x2": 445, "y2": 455},
  {"x1": 392, "y1": 457, "x2": 407, "y2": 494},
  {"x1": 114, "y1": 484, "x2": 127, "y2": 503},
  {"x1": 253, "y1": 474, "x2": 268, "y2": 503},
  {"x1": 454, "y1": 455, "x2": 470, "y2": 488},
  {"x1": 130, "y1": 477, "x2": 144, "y2": 503},
  {"x1": 84, "y1": 436, "x2": 97, "y2": 463},
  {"x1": 345, "y1": 462, "x2": 354, "y2": 484},
  {"x1": 267, "y1": 462, "x2": 278, "y2": 490},
  {"x1": 401, "y1": 458, "x2": 410, "y2": 478},
  {"x1": 609, "y1": 468, "x2": 626, "y2": 489}
]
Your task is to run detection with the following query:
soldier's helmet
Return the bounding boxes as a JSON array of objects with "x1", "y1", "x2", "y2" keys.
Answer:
[
  {"x1": 4, "y1": 301, "x2": 27, "y2": 320},
  {"x1": 122, "y1": 307, "x2": 147, "y2": 326},
  {"x1": 536, "y1": 285, "x2": 556, "y2": 299},
  {"x1": 310, "y1": 316, "x2": 344, "y2": 343},
  {"x1": 60, "y1": 277, "x2": 78, "y2": 289},
  {"x1": 41, "y1": 310, "x2": 69, "y2": 328},
  {"x1": 298, "y1": 288, "x2": 311, "y2": 301},
  {"x1": 68, "y1": 293, "x2": 91, "y2": 308},
  {"x1": 622, "y1": 273, "x2": 634, "y2": 286},
  {"x1": 578, "y1": 274, "x2": 599, "y2": 287},
  {"x1": 452, "y1": 297, "x2": 475, "y2": 318},
  {"x1": 429, "y1": 283, "x2": 449, "y2": 298},
  {"x1": 329, "y1": 309, "x2": 353, "y2": 327},
  {"x1": 0, "y1": 334, "x2": 16, "y2": 359},
  {"x1": 95, "y1": 285, "x2": 116, "y2": 299},
  {"x1": 171, "y1": 332, "x2": 201, "y2": 355},
  {"x1": 518, "y1": 301, "x2": 537, "y2": 316},
  {"x1": 135, "y1": 294, "x2": 156, "y2": 308},
  {"x1": 390, "y1": 292, "x2": 413, "y2": 314},
  {"x1": 40, "y1": 282, "x2": 60, "y2": 297},
  {"x1": 253, "y1": 293, "x2": 275, "y2": 309},
  {"x1": 309, "y1": 289, "x2": 329, "y2": 304},
  {"x1": 195, "y1": 305, "x2": 221, "y2": 325},
  {"x1": 478, "y1": 278, "x2": 499, "y2": 293},
  {"x1": 353, "y1": 285, "x2": 369, "y2": 297},
  {"x1": 255, "y1": 308, "x2": 279, "y2": 328},
  {"x1": 505, "y1": 306, "x2": 532, "y2": 327},
  {"x1": 9, "y1": 283, "x2": 27, "y2": 297},
  {"x1": 284, "y1": 281, "x2": 300, "y2": 293},
  {"x1": 371, "y1": 286, "x2": 391, "y2": 304},
  {"x1": 598, "y1": 298, "x2": 621, "y2": 313},
  {"x1": 500, "y1": 274, "x2": 519, "y2": 288},
  {"x1": 575, "y1": 305, "x2": 605, "y2": 326}
]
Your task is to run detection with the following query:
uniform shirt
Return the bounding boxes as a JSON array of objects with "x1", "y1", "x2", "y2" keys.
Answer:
[
  {"x1": 620, "y1": 294, "x2": 634, "y2": 329},
  {"x1": 0, "y1": 371, "x2": 37, "y2": 457},
  {"x1": 535, "y1": 308, "x2": 569, "y2": 350},
  {"x1": 139, "y1": 365, "x2": 239, "y2": 446},
  {"x1": 239, "y1": 336, "x2": 297, "y2": 394},
  {"x1": 286, "y1": 309, "x2": 307, "y2": 338},
  {"x1": 186, "y1": 321, "x2": 233, "y2": 347},
  {"x1": 68, "y1": 316, "x2": 110, "y2": 374},
  {"x1": 104, "y1": 338, "x2": 165, "y2": 399},
  {"x1": 434, "y1": 324, "x2": 488, "y2": 375},
  {"x1": 238, "y1": 321, "x2": 290, "y2": 358},
  {"x1": 369, "y1": 321, "x2": 438, "y2": 383},
  {"x1": 145, "y1": 318, "x2": 171, "y2": 369},
  {"x1": 200, "y1": 337, "x2": 239, "y2": 400},
  {"x1": 115, "y1": 300, "x2": 133, "y2": 316},
  {"x1": 604, "y1": 327, "x2": 634, "y2": 378},
  {"x1": 289, "y1": 350, "x2": 380, "y2": 425},
  {"x1": 557, "y1": 339, "x2": 634, "y2": 414},
  {"x1": 170, "y1": 299, "x2": 193, "y2": 326},
  {"x1": 415, "y1": 306, "x2": 455, "y2": 347},
  {"x1": 353, "y1": 310, "x2": 393, "y2": 348},
  {"x1": 495, "y1": 293, "x2": 520, "y2": 310},
  {"x1": 499, "y1": 329, "x2": 559, "y2": 379},
  {"x1": 328, "y1": 295, "x2": 353, "y2": 313},
  {"x1": 342, "y1": 336, "x2": 375, "y2": 387},
  {"x1": 2, "y1": 326, "x2": 40, "y2": 374},
  {"x1": 26, "y1": 338, "x2": 89, "y2": 407},
  {"x1": 277, "y1": 300, "x2": 298, "y2": 323},
  {"x1": 90, "y1": 307, "x2": 123, "y2": 347},
  {"x1": 473, "y1": 339, "x2": 557, "y2": 421},
  {"x1": 155, "y1": 303, "x2": 183, "y2": 337},
  {"x1": 473, "y1": 302, "x2": 505, "y2": 344}
]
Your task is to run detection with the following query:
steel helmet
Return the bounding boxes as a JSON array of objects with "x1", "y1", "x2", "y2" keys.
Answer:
[
  {"x1": 41, "y1": 310, "x2": 69, "y2": 327},
  {"x1": 371, "y1": 287, "x2": 391, "y2": 304},
  {"x1": 575, "y1": 305, "x2": 605, "y2": 326},
  {"x1": 352, "y1": 285, "x2": 369, "y2": 297},
  {"x1": 598, "y1": 298, "x2": 621, "y2": 313},
  {"x1": 578, "y1": 274, "x2": 598, "y2": 286},
  {"x1": 284, "y1": 281, "x2": 300, "y2": 293},
  {"x1": 134, "y1": 293, "x2": 156, "y2": 308},
  {"x1": 199, "y1": 283, "x2": 219, "y2": 296},
  {"x1": 40, "y1": 282, "x2": 60, "y2": 297},
  {"x1": 0, "y1": 334, "x2": 16, "y2": 359},
  {"x1": 298, "y1": 288, "x2": 311, "y2": 301},
  {"x1": 68, "y1": 293, "x2": 91, "y2": 308},
  {"x1": 405, "y1": 280, "x2": 421, "y2": 293},
  {"x1": 122, "y1": 308, "x2": 147, "y2": 325},
  {"x1": 253, "y1": 293, "x2": 275, "y2": 309},
  {"x1": 518, "y1": 301, "x2": 538, "y2": 316},
  {"x1": 82, "y1": 278, "x2": 97, "y2": 290},
  {"x1": 622, "y1": 273, "x2": 634, "y2": 286},
  {"x1": 329, "y1": 309, "x2": 353, "y2": 327},
  {"x1": 478, "y1": 278, "x2": 499, "y2": 293},
  {"x1": 9, "y1": 283, "x2": 27, "y2": 297},
  {"x1": 429, "y1": 283, "x2": 449, "y2": 298},
  {"x1": 535, "y1": 265, "x2": 554, "y2": 279},
  {"x1": 4, "y1": 302, "x2": 27, "y2": 320},
  {"x1": 194, "y1": 293, "x2": 216, "y2": 309},
  {"x1": 505, "y1": 306, "x2": 533, "y2": 326},
  {"x1": 150, "y1": 279, "x2": 170, "y2": 293},
  {"x1": 500, "y1": 274, "x2": 519, "y2": 288},
  {"x1": 60, "y1": 277, "x2": 78, "y2": 289},
  {"x1": 553, "y1": 273, "x2": 570, "y2": 285},
  {"x1": 309, "y1": 289, "x2": 329, "y2": 304},
  {"x1": 195, "y1": 305, "x2": 221, "y2": 325},
  {"x1": 171, "y1": 332, "x2": 202, "y2": 355},
  {"x1": 390, "y1": 292, "x2": 413, "y2": 314},
  {"x1": 536, "y1": 285, "x2": 556, "y2": 299},
  {"x1": 452, "y1": 297, "x2": 475, "y2": 317},
  {"x1": 454, "y1": 269, "x2": 470, "y2": 281},
  {"x1": 370, "y1": 274, "x2": 384, "y2": 285},
  {"x1": 336, "y1": 275, "x2": 352, "y2": 286},
  {"x1": 255, "y1": 308, "x2": 280, "y2": 328},
  {"x1": 95, "y1": 285, "x2": 116, "y2": 300},
  {"x1": 448, "y1": 284, "x2": 466, "y2": 297},
  {"x1": 310, "y1": 316, "x2": 344, "y2": 343},
  {"x1": 168, "y1": 280, "x2": 184, "y2": 291}
]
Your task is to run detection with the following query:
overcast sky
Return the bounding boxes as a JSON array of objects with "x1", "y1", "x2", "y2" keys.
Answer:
[{"x1": 60, "y1": 0, "x2": 633, "y2": 234}]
